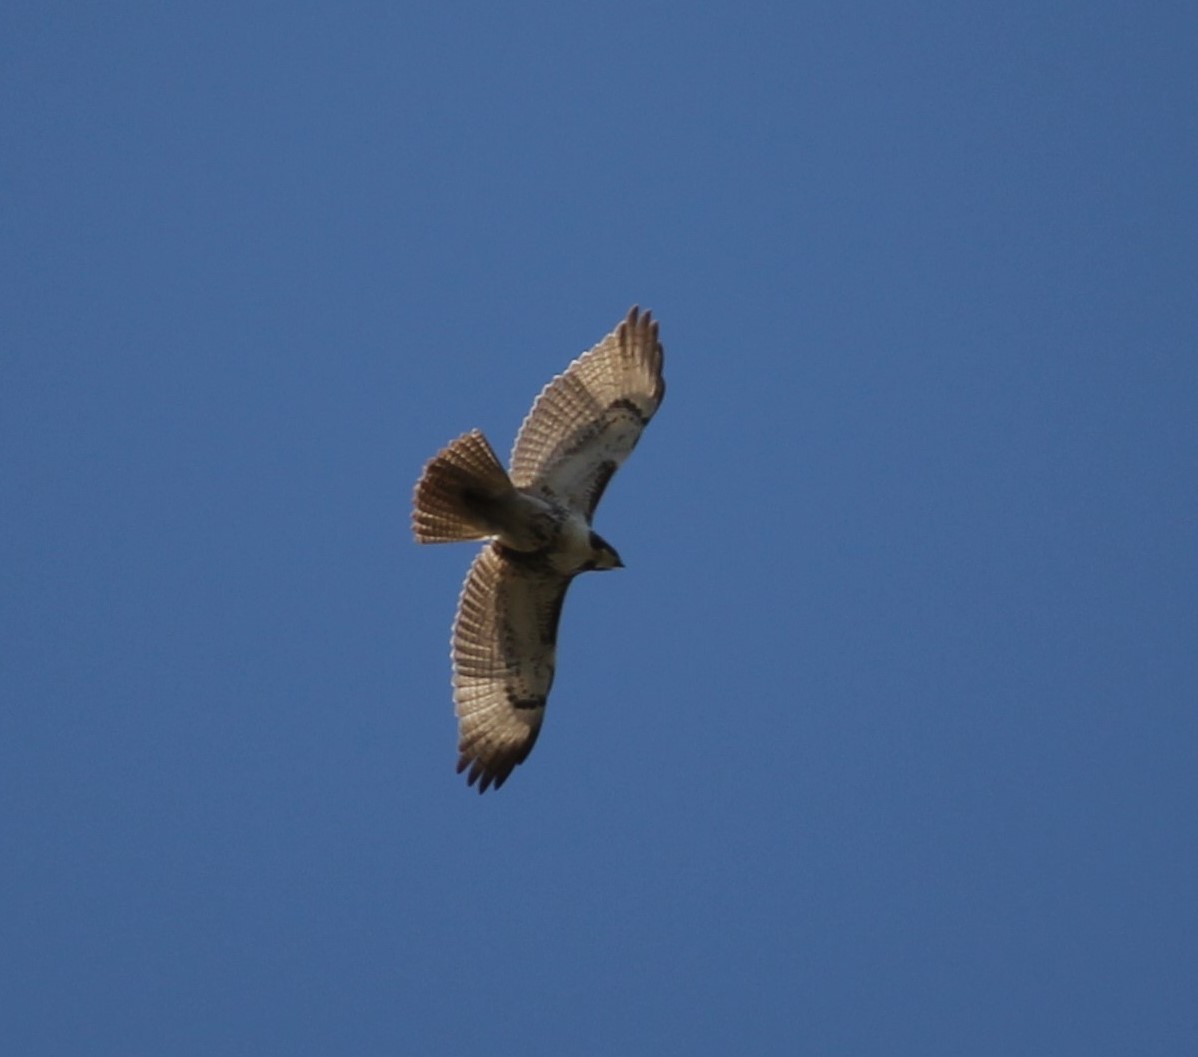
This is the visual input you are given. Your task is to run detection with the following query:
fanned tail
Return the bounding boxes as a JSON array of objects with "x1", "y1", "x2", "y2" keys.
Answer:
[{"x1": 412, "y1": 430, "x2": 515, "y2": 543}]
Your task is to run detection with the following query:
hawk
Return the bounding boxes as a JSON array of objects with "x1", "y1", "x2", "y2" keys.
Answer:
[{"x1": 412, "y1": 307, "x2": 666, "y2": 792}]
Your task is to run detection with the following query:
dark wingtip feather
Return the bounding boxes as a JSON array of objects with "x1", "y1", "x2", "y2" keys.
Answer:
[
  {"x1": 457, "y1": 744, "x2": 525, "y2": 794},
  {"x1": 618, "y1": 305, "x2": 665, "y2": 403},
  {"x1": 457, "y1": 751, "x2": 501, "y2": 793}
]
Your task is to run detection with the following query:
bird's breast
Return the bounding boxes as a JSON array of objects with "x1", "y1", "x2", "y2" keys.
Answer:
[{"x1": 545, "y1": 512, "x2": 601, "y2": 576}]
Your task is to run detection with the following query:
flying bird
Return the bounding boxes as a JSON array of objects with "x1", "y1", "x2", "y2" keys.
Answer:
[{"x1": 413, "y1": 307, "x2": 666, "y2": 792}]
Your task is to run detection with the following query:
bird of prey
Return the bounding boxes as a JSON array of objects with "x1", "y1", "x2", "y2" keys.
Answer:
[{"x1": 412, "y1": 307, "x2": 666, "y2": 792}]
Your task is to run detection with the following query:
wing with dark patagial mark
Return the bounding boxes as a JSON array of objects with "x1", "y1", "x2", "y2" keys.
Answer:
[
  {"x1": 509, "y1": 306, "x2": 665, "y2": 517},
  {"x1": 451, "y1": 543, "x2": 573, "y2": 792}
]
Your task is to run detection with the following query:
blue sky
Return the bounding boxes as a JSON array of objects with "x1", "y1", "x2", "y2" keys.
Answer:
[{"x1": 3, "y1": 3, "x2": 1196, "y2": 1054}]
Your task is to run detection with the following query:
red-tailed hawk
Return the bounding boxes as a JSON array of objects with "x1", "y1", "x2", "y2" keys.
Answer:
[{"x1": 413, "y1": 307, "x2": 666, "y2": 792}]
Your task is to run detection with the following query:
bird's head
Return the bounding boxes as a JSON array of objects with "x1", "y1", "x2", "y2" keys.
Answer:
[{"x1": 587, "y1": 530, "x2": 624, "y2": 571}]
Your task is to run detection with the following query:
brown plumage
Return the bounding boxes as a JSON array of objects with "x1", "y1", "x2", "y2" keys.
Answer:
[
  {"x1": 413, "y1": 307, "x2": 666, "y2": 792},
  {"x1": 412, "y1": 430, "x2": 513, "y2": 543}
]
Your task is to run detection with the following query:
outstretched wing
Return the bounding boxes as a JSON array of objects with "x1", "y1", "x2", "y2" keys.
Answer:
[
  {"x1": 509, "y1": 306, "x2": 665, "y2": 517},
  {"x1": 452, "y1": 543, "x2": 573, "y2": 792}
]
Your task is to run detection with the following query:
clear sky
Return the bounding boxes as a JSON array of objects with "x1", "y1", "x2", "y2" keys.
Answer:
[{"x1": 3, "y1": 3, "x2": 1196, "y2": 1055}]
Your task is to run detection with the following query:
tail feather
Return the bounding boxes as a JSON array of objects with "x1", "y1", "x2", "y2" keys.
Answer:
[{"x1": 413, "y1": 430, "x2": 515, "y2": 543}]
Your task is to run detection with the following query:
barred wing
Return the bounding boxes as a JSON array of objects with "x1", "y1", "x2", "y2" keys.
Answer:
[
  {"x1": 510, "y1": 306, "x2": 665, "y2": 517},
  {"x1": 452, "y1": 544, "x2": 572, "y2": 792}
]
